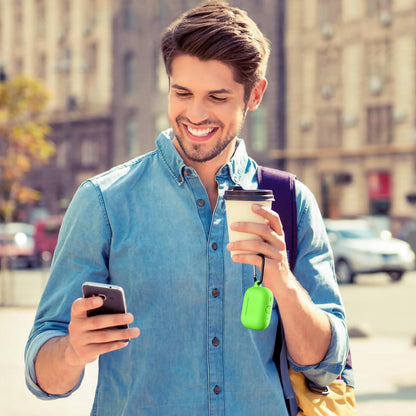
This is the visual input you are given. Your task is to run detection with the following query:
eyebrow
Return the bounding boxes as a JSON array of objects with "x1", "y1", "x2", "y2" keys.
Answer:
[{"x1": 171, "y1": 84, "x2": 232, "y2": 95}]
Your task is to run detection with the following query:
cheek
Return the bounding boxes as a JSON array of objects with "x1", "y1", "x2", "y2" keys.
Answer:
[{"x1": 167, "y1": 99, "x2": 180, "y2": 123}]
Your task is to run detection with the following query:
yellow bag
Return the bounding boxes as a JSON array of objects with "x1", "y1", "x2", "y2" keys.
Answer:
[{"x1": 289, "y1": 368, "x2": 357, "y2": 416}]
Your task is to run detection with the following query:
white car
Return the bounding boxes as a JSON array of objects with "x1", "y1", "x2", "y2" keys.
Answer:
[
  {"x1": 0, "y1": 222, "x2": 36, "y2": 268},
  {"x1": 324, "y1": 219, "x2": 416, "y2": 284}
]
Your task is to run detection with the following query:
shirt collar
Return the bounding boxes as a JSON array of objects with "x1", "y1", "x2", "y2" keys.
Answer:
[{"x1": 156, "y1": 128, "x2": 251, "y2": 185}]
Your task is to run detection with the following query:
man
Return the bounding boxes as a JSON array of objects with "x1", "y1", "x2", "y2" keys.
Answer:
[{"x1": 25, "y1": 2, "x2": 348, "y2": 415}]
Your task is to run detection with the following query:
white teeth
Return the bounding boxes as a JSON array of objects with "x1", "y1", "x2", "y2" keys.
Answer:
[{"x1": 187, "y1": 126, "x2": 215, "y2": 137}]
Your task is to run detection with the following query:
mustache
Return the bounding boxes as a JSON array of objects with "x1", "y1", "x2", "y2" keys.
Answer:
[{"x1": 176, "y1": 116, "x2": 224, "y2": 128}]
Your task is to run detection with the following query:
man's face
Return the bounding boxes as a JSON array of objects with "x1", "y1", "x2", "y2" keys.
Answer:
[{"x1": 168, "y1": 55, "x2": 250, "y2": 168}]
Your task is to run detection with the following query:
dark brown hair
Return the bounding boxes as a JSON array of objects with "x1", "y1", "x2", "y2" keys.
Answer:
[{"x1": 161, "y1": 0, "x2": 271, "y2": 102}]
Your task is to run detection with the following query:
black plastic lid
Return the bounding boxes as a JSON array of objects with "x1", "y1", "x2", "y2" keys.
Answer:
[{"x1": 224, "y1": 186, "x2": 275, "y2": 201}]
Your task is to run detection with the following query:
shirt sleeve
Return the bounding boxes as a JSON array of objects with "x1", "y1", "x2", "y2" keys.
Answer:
[
  {"x1": 24, "y1": 180, "x2": 111, "y2": 399},
  {"x1": 286, "y1": 180, "x2": 349, "y2": 387}
]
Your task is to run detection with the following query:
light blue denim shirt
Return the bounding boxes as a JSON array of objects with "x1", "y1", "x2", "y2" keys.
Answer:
[{"x1": 25, "y1": 129, "x2": 348, "y2": 416}]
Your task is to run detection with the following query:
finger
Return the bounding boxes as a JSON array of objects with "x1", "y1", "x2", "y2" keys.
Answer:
[
  {"x1": 229, "y1": 221, "x2": 285, "y2": 249},
  {"x1": 229, "y1": 252, "x2": 265, "y2": 267},
  {"x1": 85, "y1": 327, "x2": 141, "y2": 345},
  {"x1": 71, "y1": 296, "x2": 104, "y2": 319},
  {"x1": 80, "y1": 339, "x2": 132, "y2": 360},
  {"x1": 230, "y1": 247, "x2": 286, "y2": 267},
  {"x1": 252, "y1": 204, "x2": 284, "y2": 235},
  {"x1": 85, "y1": 313, "x2": 136, "y2": 331}
]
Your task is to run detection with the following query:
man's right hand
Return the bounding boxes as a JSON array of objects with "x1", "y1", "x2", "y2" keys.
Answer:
[
  {"x1": 65, "y1": 296, "x2": 141, "y2": 367},
  {"x1": 34, "y1": 297, "x2": 140, "y2": 395}
]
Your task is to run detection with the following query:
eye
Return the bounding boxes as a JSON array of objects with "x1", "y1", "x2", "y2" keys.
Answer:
[
  {"x1": 210, "y1": 95, "x2": 227, "y2": 102},
  {"x1": 175, "y1": 91, "x2": 191, "y2": 98}
]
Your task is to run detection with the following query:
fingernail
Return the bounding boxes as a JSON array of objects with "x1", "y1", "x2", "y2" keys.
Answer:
[{"x1": 92, "y1": 297, "x2": 101, "y2": 306}]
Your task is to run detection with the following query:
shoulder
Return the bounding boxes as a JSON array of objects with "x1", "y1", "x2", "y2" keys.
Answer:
[
  {"x1": 294, "y1": 179, "x2": 319, "y2": 212},
  {"x1": 293, "y1": 179, "x2": 327, "y2": 234},
  {"x1": 87, "y1": 150, "x2": 159, "y2": 194}
]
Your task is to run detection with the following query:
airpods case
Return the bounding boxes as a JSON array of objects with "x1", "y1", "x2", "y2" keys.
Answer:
[{"x1": 241, "y1": 282, "x2": 273, "y2": 330}]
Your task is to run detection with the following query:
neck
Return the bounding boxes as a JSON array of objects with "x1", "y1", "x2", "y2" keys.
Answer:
[
  {"x1": 193, "y1": 163, "x2": 220, "y2": 211},
  {"x1": 172, "y1": 138, "x2": 238, "y2": 211}
]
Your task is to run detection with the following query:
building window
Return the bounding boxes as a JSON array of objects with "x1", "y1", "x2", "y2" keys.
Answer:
[
  {"x1": 14, "y1": 57, "x2": 23, "y2": 75},
  {"x1": 366, "y1": 0, "x2": 392, "y2": 17},
  {"x1": 123, "y1": 0, "x2": 135, "y2": 29},
  {"x1": 124, "y1": 52, "x2": 135, "y2": 95},
  {"x1": 366, "y1": 40, "x2": 391, "y2": 94},
  {"x1": 57, "y1": 0, "x2": 70, "y2": 42},
  {"x1": 36, "y1": 0, "x2": 46, "y2": 39},
  {"x1": 155, "y1": 49, "x2": 168, "y2": 93},
  {"x1": 82, "y1": 43, "x2": 97, "y2": 106},
  {"x1": 13, "y1": 0, "x2": 23, "y2": 45},
  {"x1": 81, "y1": 139, "x2": 97, "y2": 166},
  {"x1": 85, "y1": 0, "x2": 97, "y2": 31},
  {"x1": 37, "y1": 53, "x2": 47, "y2": 80},
  {"x1": 86, "y1": 42, "x2": 97, "y2": 73},
  {"x1": 317, "y1": 109, "x2": 342, "y2": 147},
  {"x1": 366, "y1": 105, "x2": 392, "y2": 145},
  {"x1": 250, "y1": 106, "x2": 268, "y2": 152},
  {"x1": 126, "y1": 116, "x2": 139, "y2": 158},
  {"x1": 317, "y1": 47, "x2": 341, "y2": 99},
  {"x1": 317, "y1": 0, "x2": 342, "y2": 25},
  {"x1": 56, "y1": 140, "x2": 68, "y2": 169}
]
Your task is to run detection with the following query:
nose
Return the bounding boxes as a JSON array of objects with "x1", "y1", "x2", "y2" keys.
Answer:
[{"x1": 186, "y1": 98, "x2": 209, "y2": 125}]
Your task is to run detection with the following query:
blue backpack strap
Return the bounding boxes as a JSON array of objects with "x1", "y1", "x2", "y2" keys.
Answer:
[{"x1": 257, "y1": 166, "x2": 298, "y2": 416}]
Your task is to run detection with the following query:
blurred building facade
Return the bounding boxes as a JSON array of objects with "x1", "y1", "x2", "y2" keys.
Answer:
[
  {"x1": 0, "y1": 0, "x2": 415, "y2": 228},
  {"x1": 284, "y1": 0, "x2": 416, "y2": 224},
  {"x1": 0, "y1": 0, "x2": 114, "y2": 215},
  {"x1": 0, "y1": 0, "x2": 284, "y2": 218}
]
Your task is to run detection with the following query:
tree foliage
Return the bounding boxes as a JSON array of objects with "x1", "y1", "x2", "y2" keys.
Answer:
[{"x1": 0, "y1": 76, "x2": 55, "y2": 221}]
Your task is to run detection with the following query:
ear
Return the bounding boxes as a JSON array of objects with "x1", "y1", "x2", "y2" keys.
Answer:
[{"x1": 247, "y1": 78, "x2": 268, "y2": 111}]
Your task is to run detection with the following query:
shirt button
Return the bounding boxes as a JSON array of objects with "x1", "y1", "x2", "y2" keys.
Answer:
[
  {"x1": 178, "y1": 175, "x2": 183, "y2": 182},
  {"x1": 214, "y1": 385, "x2": 221, "y2": 395},
  {"x1": 197, "y1": 199, "x2": 205, "y2": 207},
  {"x1": 211, "y1": 242, "x2": 217, "y2": 250},
  {"x1": 184, "y1": 169, "x2": 191, "y2": 176},
  {"x1": 212, "y1": 337, "x2": 219, "y2": 347},
  {"x1": 212, "y1": 288, "x2": 220, "y2": 298}
]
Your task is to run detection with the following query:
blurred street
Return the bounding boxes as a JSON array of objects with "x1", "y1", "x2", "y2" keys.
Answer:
[{"x1": 0, "y1": 269, "x2": 416, "y2": 415}]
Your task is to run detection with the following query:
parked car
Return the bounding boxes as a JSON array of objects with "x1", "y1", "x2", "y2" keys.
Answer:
[
  {"x1": 0, "y1": 222, "x2": 37, "y2": 268},
  {"x1": 324, "y1": 219, "x2": 416, "y2": 284},
  {"x1": 33, "y1": 215, "x2": 64, "y2": 265}
]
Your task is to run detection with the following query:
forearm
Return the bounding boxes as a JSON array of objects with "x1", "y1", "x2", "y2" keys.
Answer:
[
  {"x1": 274, "y1": 277, "x2": 332, "y2": 366},
  {"x1": 34, "y1": 335, "x2": 85, "y2": 395}
]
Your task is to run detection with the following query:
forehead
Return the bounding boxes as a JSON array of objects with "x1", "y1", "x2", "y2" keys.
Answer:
[{"x1": 170, "y1": 54, "x2": 243, "y2": 93}]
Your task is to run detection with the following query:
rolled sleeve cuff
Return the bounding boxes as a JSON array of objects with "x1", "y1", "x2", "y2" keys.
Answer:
[
  {"x1": 287, "y1": 313, "x2": 348, "y2": 387},
  {"x1": 25, "y1": 330, "x2": 84, "y2": 400}
]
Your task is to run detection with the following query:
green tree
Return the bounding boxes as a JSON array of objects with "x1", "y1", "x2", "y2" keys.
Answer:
[
  {"x1": 0, "y1": 76, "x2": 54, "y2": 300},
  {"x1": 0, "y1": 75, "x2": 54, "y2": 222}
]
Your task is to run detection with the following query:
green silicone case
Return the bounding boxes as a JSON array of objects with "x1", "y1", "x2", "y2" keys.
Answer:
[{"x1": 241, "y1": 282, "x2": 273, "y2": 330}]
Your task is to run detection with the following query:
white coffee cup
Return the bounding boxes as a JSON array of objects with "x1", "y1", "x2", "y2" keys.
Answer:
[{"x1": 224, "y1": 186, "x2": 274, "y2": 255}]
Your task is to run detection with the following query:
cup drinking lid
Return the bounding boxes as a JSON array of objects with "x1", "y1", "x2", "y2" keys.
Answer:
[{"x1": 224, "y1": 186, "x2": 275, "y2": 201}]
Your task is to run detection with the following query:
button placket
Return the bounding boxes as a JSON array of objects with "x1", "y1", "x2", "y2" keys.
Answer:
[{"x1": 206, "y1": 197, "x2": 225, "y2": 414}]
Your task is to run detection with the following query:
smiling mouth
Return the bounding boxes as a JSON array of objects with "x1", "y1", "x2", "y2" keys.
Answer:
[{"x1": 184, "y1": 124, "x2": 218, "y2": 140}]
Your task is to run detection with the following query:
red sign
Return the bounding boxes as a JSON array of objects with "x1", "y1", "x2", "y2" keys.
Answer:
[{"x1": 368, "y1": 172, "x2": 391, "y2": 200}]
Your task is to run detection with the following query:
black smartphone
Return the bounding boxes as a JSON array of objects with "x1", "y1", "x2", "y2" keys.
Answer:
[{"x1": 82, "y1": 282, "x2": 128, "y2": 329}]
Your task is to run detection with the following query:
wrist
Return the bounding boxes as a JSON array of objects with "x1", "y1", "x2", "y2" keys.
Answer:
[{"x1": 63, "y1": 337, "x2": 87, "y2": 370}]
